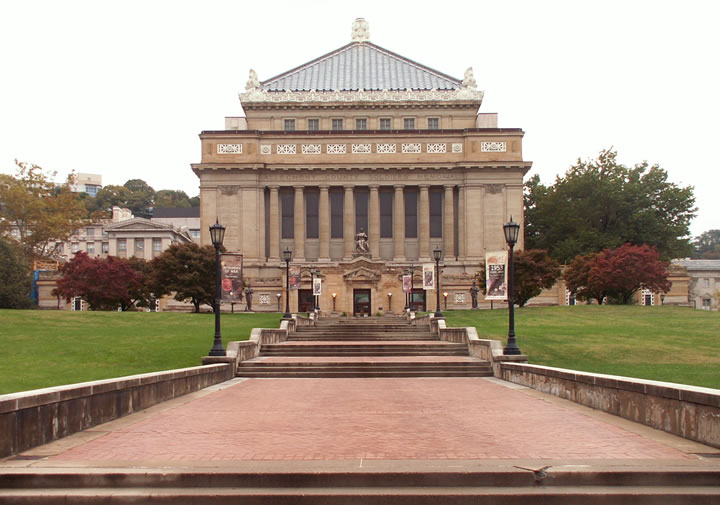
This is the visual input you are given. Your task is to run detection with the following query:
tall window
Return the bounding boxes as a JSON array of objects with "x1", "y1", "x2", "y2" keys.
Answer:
[
  {"x1": 135, "y1": 239, "x2": 144, "y2": 253},
  {"x1": 404, "y1": 188, "x2": 418, "y2": 238},
  {"x1": 380, "y1": 118, "x2": 391, "y2": 130},
  {"x1": 305, "y1": 190, "x2": 319, "y2": 239},
  {"x1": 429, "y1": 188, "x2": 442, "y2": 237},
  {"x1": 427, "y1": 117, "x2": 439, "y2": 129},
  {"x1": 71, "y1": 242, "x2": 79, "y2": 253},
  {"x1": 332, "y1": 118, "x2": 344, "y2": 130},
  {"x1": 86, "y1": 242, "x2": 94, "y2": 255},
  {"x1": 404, "y1": 118, "x2": 415, "y2": 129},
  {"x1": 355, "y1": 188, "x2": 369, "y2": 233},
  {"x1": 380, "y1": 190, "x2": 393, "y2": 238},
  {"x1": 281, "y1": 190, "x2": 294, "y2": 239},
  {"x1": 284, "y1": 119, "x2": 295, "y2": 131},
  {"x1": 355, "y1": 118, "x2": 367, "y2": 130},
  {"x1": 307, "y1": 118, "x2": 319, "y2": 131},
  {"x1": 102, "y1": 242, "x2": 109, "y2": 254},
  {"x1": 117, "y1": 239, "x2": 126, "y2": 252},
  {"x1": 330, "y1": 189, "x2": 344, "y2": 238},
  {"x1": 86, "y1": 228, "x2": 95, "y2": 237},
  {"x1": 153, "y1": 238, "x2": 162, "y2": 252}
]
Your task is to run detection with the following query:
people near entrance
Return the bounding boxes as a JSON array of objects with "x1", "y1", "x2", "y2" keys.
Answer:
[
  {"x1": 470, "y1": 280, "x2": 480, "y2": 309},
  {"x1": 244, "y1": 285, "x2": 254, "y2": 311},
  {"x1": 355, "y1": 228, "x2": 369, "y2": 253}
]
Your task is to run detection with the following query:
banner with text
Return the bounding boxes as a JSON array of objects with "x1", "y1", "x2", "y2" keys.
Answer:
[
  {"x1": 313, "y1": 278, "x2": 322, "y2": 296},
  {"x1": 485, "y1": 251, "x2": 508, "y2": 300},
  {"x1": 422, "y1": 263, "x2": 435, "y2": 290},
  {"x1": 289, "y1": 266, "x2": 301, "y2": 290},
  {"x1": 402, "y1": 274, "x2": 412, "y2": 293},
  {"x1": 220, "y1": 253, "x2": 243, "y2": 302}
]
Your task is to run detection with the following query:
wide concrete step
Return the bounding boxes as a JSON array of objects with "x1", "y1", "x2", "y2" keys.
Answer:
[
  {"x1": 288, "y1": 335, "x2": 437, "y2": 341},
  {"x1": 3, "y1": 469, "x2": 719, "y2": 504},
  {"x1": 261, "y1": 342, "x2": 467, "y2": 357}
]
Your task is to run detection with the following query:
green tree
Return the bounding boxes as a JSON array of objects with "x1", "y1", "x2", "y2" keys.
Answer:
[
  {"x1": 154, "y1": 189, "x2": 192, "y2": 208},
  {"x1": 693, "y1": 229, "x2": 720, "y2": 259},
  {"x1": 83, "y1": 184, "x2": 133, "y2": 218},
  {"x1": 150, "y1": 243, "x2": 215, "y2": 312},
  {"x1": 0, "y1": 160, "x2": 86, "y2": 260},
  {"x1": 525, "y1": 149, "x2": 696, "y2": 263},
  {"x1": 0, "y1": 237, "x2": 33, "y2": 309},
  {"x1": 123, "y1": 179, "x2": 155, "y2": 218},
  {"x1": 478, "y1": 249, "x2": 561, "y2": 307}
]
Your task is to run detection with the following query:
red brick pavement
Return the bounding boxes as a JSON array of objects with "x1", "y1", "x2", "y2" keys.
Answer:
[{"x1": 52, "y1": 378, "x2": 694, "y2": 462}]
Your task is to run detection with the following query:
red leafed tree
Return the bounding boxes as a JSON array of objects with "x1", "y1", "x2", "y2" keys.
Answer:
[
  {"x1": 588, "y1": 243, "x2": 671, "y2": 304},
  {"x1": 56, "y1": 252, "x2": 145, "y2": 311},
  {"x1": 563, "y1": 253, "x2": 607, "y2": 304}
]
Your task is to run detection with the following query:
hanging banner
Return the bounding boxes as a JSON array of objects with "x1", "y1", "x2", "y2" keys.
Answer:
[
  {"x1": 485, "y1": 251, "x2": 508, "y2": 300},
  {"x1": 402, "y1": 274, "x2": 412, "y2": 293},
  {"x1": 422, "y1": 263, "x2": 435, "y2": 290},
  {"x1": 288, "y1": 266, "x2": 301, "y2": 290},
  {"x1": 313, "y1": 278, "x2": 322, "y2": 296},
  {"x1": 220, "y1": 253, "x2": 244, "y2": 302}
]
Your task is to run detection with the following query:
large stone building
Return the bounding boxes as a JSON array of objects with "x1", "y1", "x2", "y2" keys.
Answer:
[{"x1": 192, "y1": 19, "x2": 532, "y2": 315}]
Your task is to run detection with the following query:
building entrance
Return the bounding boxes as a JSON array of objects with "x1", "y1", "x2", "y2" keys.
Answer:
[
  {"x1": 409, "y1": 289, "x2": 426, "y2": 312},
  {"x1": 353, "y1": 289, "x2": 371, "y2": 316},
  {"x1": 298, "y1": 289, "x2": 314, "y2": 313}
]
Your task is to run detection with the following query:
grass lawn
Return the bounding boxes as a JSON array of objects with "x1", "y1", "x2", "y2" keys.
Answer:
[
  {"x1": 0, "y1": 310, "x2": 279, "y2": 395},
  {"x1": 445, "y1": 305, "x2": 720, "y2": 390}
]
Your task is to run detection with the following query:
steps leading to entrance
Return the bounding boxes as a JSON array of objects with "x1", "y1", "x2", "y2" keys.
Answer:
[
  {"x1": 3, "y1": 468, "x2": 719, "y2": 504},
  {"x1": 237, "y1": 318, "x2": 491, "y2": 378}
]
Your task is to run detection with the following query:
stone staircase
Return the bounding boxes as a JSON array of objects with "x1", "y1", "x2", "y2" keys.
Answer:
[{"x1": 236, "y1": 318, "x2": 493, "y2": 378}]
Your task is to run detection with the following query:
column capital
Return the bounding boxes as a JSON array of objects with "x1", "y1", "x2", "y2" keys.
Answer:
[
  {"x1": 444, "y1": 184, "x2": 456, "y2": 190},
  {"x1": 419, "y1": 184, "x2": 430, "y2": 190},
  {"x1": 393, "y1": 184, "x2": 405, "y2": 190},
  {"x1": 319, "y1": 185, "x2": 330, "y2": 191},
  {"x1": 344, "y1": 185, "x2": 354, "y2": 192},
  {"x1": 294, "y1": 186, "x2": 304, "y2": 192},
  {"x1": 369, "y1": 184, "x2": 380, "y2": 191},
  {"x1": 268, "y1": 185, "x2": 280, "y2": 191}
]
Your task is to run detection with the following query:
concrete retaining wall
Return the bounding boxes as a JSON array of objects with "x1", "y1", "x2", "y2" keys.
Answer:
[
  {"x1": 0, "y1": 363, "x2": 234, "y2": 459},
  {"x1": 501, "y1": 362, "x2": 720, "y2": 449}
]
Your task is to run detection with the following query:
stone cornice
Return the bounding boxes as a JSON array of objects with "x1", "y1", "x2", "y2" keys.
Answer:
[{"x1": 239, "y1": 88, "x2": 484, "y2": 106}]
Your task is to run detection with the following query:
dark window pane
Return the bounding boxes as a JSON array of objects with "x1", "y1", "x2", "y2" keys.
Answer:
[
  {"x1": 332, "y1": 119, "x2": 343, "y2": 130},
  {"x1": 281, "y1": 190, "x2": 294, "y2": 239},
  {"x1": 284, "y1": 119, "x2": 295, "y2": 131},
  {"x1": 355, "y1": 188, "x2": 368, "y2": 233},
  {"x1": 428, "y1": 117, "x2": 439, "y2": 129},
  {"x1": 380, "y1": 190, "x2": 393, "y2": 238},
  {"x1": 308, "y1": 119, "x2": 319, "y2": 131},
  {"x1": 306, "y1": 190, "x2": 319, "y2": 239},
  {"x1": 330, "y1": 189, "x2": 344, "y2": 239},
  {"x1": 380, "y1": 118, "x2": 391, "y2": 130},
  {"x1": 404, "y1": 188, "x2": 417, "y2": 238},
  {"x1": 356, "y1": 118, "x2": 367, "y2": 130},
  {"x1": 430, "y1": 188, "x2": 442, "y2": 237},
  {"x1": 404, "y1": 118, "x2": 415, "y2": 129}
]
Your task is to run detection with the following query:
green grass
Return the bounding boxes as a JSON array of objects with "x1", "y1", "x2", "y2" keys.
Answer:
[
  {"x1": 445, "y1": 305, "x2": 720, "y2": 389},
  {"x1": 0, "y1": 310, "x2": 280, "y2": 394}
]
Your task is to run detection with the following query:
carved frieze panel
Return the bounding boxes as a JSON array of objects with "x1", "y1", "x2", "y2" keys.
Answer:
[
  {"x1": 481, "y1": 141, "x2": 506, "y2": 152},
  {"x1": 454, "y1": 293, "x2": 466, "y2": 304},
  {"x1": 259, "y1": 294, "x2": 270, "y2": 305},
  {"x1": 352, "y1": 144, "x2": 371, "y2": 154},
  {"x1": 402, "y1": 143, "x2": 421, "y2": 153},
  {"x1": 219, "y1": 185, "x2": 240, "y2": 196},
  {"x1": 217, "y1": 144, "x2": 242, "y2": 154},
  {"x1": 485, "y1": 184, "x2": 503, "y2": 194},
  {"x1": 302, "y1": 144, "x2": 322, "y2": 154},
  {"x1": 260, "y1": 145, "x2": 272, "y2": 154},
  {"x1": 277, "y1": 144, "x2": 297, "y2": 155},
  {"x1": 327, "y1": 144, "x2": 347, "y2": 154},
  {"x1": 376, "y1": 143, "x2": 396, "y2": 154},
  {"x1": 426, "y1": 143, "x2": 446, "y2": 153},
  {"x1": 452, "y1": 143, "x2": 463, "y2": 153}
]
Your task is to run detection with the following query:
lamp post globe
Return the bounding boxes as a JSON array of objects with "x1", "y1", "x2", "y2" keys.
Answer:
[
  {"x1": 433, "y1": 246, "x2": 443, "y2": 317},
  {"x1": 209, "y1": 220, "x2": 226, "y2": 357},
  {"x1": 282, "y1": 247, "x2": 293, "y2": 319},
  {"x1": 503, "y1": 217, "x2": 522, "y2": 355}
]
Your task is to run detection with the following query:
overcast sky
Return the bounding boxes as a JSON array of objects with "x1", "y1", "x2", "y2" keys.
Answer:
[{"x1": 1, "y1": 0, "x2": 717, "y2": 237}]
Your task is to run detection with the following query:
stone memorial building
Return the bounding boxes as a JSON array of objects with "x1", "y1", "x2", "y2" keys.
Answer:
[{"x1": 192, "y1": 19, "x2": 531, "y2": 315}]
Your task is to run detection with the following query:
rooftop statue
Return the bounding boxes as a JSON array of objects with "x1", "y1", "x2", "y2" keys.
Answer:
[
  {"x1": 245, "y1": 69, "x2": 260, "y2": 91},
  {"x1": 351, "y1": 18, "x2": 370, "y2": 42},
  {"x1": 462, "y1": 67, "x2": 477, "y2": 89}
]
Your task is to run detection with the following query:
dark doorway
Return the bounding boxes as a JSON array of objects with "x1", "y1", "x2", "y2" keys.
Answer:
[
  {"x1": 353, "y1": 289, "x2": 371, "y2": 316},
  {"x1": 409, "y1": 289, "x2": 426, "y2": 312},
  {"x1": 298, "y1": 289, "x2": 314, "y2": 313}
]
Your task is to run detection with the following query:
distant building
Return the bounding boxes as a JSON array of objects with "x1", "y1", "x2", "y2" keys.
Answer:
[
  {"x1": 71, "y1": 173, "x2": 102, "y2": 197},
  {"x1": 672, "y1": 259, "x2": 720, "y2": 310},
  {"x1": 151, "y1": 207, "x2": 201, "y2": 243}
]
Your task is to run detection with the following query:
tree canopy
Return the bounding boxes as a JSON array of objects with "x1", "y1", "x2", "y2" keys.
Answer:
[
  {"x1": 0, "y1": 237, "x2": 33, "y2": 309},
  {"x1": 150, "y1": 243, "x2": 215, "y2": 312},
  {"x1": 0, "y1": 160, "x2": 86, "y2": 260},
  {"x1": 693, "y1": 229, "x2": 720, "y2": 259},
  {"x1": 525, "y1": 149, "x2": 696, "y2": 263}
]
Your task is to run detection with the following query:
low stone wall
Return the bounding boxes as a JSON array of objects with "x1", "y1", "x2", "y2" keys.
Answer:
[
  {"x1": 221, "y1": 317, "x2": 297, "y2": 367},
  {"x1": 0, "y1": 364, "x2": 234, "y2": 459},
  {"x1": 501, "y1": 362, "x2": 720, "y2": 449}
]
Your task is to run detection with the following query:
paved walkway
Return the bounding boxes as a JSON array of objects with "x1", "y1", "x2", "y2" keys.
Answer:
[{"x1": 6, "y1": 377, "x2": 716, "y2": 467}]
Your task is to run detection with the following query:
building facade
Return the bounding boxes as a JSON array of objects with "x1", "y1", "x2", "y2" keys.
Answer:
[{"x1": 193, "y1": 19, "x2": 532, "y2": 315}]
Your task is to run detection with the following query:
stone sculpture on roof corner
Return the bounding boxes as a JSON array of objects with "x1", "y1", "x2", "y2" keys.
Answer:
[{"x1": 194, "y1": 18, "x2": 532, "y2": 315}]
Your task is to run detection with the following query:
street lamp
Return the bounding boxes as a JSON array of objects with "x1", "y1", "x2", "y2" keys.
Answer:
[
  {"x1": 209, "y1": 219, "x2": 226, "y2": 356},
  {"x1": 276, "y1": 293, "x2": 281, "y2": 311},
  {"x1": 408, "y1": 264, "x2": 415, "y2": 311},
  {"x1": 403, "y1": 269, "x2": 410, "y2": 311},
  {"x1": 443, "y1": 292, "x2": 448, "y2": 310},
  {"x1": 315, "y1": 268, "x2": 321, "y2": 312},
  {"x1": 309, "y1": 266, "x2": 316, "y2": 312},
  {"x1": 433, "y1": 246, "x2": 443, "y2": 317},
  {"x1": 332, "y1": 292, "x2": 337, "y2": 312},
  {"x1": 503, "y1": 217, "x2": 521, "y2": 355},
  {"x1": 387, "y1": 292, "x2": 392, "y2": 313},
  {"x1": 282, "y1": 247, "x2": 292, "y2": 319}
]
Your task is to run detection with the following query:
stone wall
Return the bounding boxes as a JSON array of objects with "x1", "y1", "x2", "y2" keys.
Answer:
[{"x1": 0, "y1": 364, "x2": 234, "y2": 459}]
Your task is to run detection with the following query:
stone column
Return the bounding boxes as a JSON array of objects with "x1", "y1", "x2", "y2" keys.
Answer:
[
  {"x1": 458, "y1": 185, "x2": 466, "y2": 260},
  {"x1": 393, "y1": 184, "x2": 405, "y2": 260},
  {"x1": 343, "y1": 185, "x2": 355, "y2": 259},
  {"x1": 269, "y1": 186, "x2": 279, "y2": 260},
  {"x1": 419, "y1": 184, "x2": 430, "y2": 260},
  {"x1": 369, "y1": 184, "x2": 380, "y2": 258},
  {"x1": 444, "y1": 184, "x2": 455, "y2": 260},
  {"x1": 293, "y1": 186, "x2": 305, "y2": 260},
  {"x1": 465, "y1": 183, "x2": 485, "y2": 261},
  {"x1": 319, "y1": 185, "x2": 330, "y2": 261}
]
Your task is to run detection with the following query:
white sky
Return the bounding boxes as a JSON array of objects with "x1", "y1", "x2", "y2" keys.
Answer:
[{"x1": 1, "y1": 0, "x2": 718, "y2": 237}]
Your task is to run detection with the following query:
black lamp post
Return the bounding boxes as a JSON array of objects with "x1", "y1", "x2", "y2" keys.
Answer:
[
  {"x1": 408, "y1": 264, "x2": 415, "y2": 311},
  {"x1": 309, "y1": 266, "x2": 316, "y2": 312},
  {"x1": 433, "y1": 246, "x2": 443, "y2": 317},
  {"x1": 209, "y1": 220, "x2": 226, "y2": 356},
  {"x1": 503, "y1": 217, "x2": 522, "y2": 355},
  {"x1": 403, "y1": 269, "x2": 410, "y2": 310},
  {"x1": 315, "y1": 268, "x2": 321, "y2": 312},
  {"x1": 282, "y1": 247, "x2": 292, "y2": 319}
]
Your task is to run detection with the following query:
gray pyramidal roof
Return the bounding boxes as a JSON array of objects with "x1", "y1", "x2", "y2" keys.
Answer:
[{"x1": 261, "y1": 42, "x2": 462, "y2": 92}]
